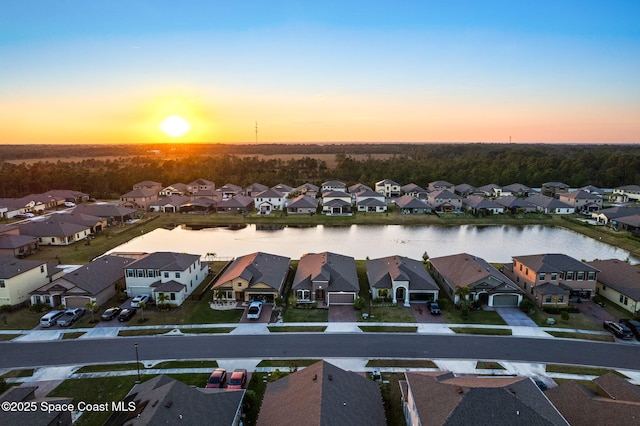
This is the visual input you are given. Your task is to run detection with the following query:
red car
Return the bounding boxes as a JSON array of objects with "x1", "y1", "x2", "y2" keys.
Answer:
[
  {"x1": 205, "y1": 368, "x2": 227, "y2": 388},
  {"x1": 227, "y1": 369, "x2": 247, "y2": 389}
]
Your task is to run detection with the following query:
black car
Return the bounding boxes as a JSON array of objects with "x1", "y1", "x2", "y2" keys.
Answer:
[
  {"x1": 428, "y1": 302, "x2": 441, "y2": 315},
  {"x1": 101, "y1": 307, "x2": 122, "y2": 321},
  {"x1": 118, "y1": 308, "x2": 137, "y2": 322},
  {"x1": 603, "y1": 320, "x2": 633, "y2": 340},
  {"x1": 620, "y1": 319, "x2": 640, "y2": 341}
]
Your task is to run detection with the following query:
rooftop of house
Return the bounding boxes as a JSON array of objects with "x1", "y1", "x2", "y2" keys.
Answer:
[
  {"x1": 214, "y1": 252, "x2": 291, "y2": 292},
  {"x1": 126, "y1": 252, "x2": 200, "y2": 272},
  {"x1": 0, "y1": 255, "x2": 46, "y2": 279},
  {"x1": 587, "y1": 259, "x2": 640, "y2": 299},
  {"x1": 366, "y1": 255, "x2": 438, "y2": 290},
  {"x1": 512, "y1": 254, "x2": 598, "y2": 274},
  {"x1": 293, "y1": 252, "x2": 359, "y2": 292},
  {"x1": 430, "y1": 253, "x2": 520, "y2": 292}
]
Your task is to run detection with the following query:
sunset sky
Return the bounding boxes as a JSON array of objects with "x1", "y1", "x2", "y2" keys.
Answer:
[{"x1": 1, "y1": 1, "x2": 639, "y2": 144}]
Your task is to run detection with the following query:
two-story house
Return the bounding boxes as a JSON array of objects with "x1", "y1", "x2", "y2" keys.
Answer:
[
  {"x1": 375, "y1": 179, "x2": 401, "y2": 198},
  {"x1": 0, "y1": 256, "x2": 52, "y2": 307},
  {"x1": 427, "y1": 189, "x2": 462, "y2": 213},
  {"x1": 559, "y1": 189, "x2": 603, "y2": 213},
  {"x1": 254, "y1": 189, "x2": 285, "y2": 214}
]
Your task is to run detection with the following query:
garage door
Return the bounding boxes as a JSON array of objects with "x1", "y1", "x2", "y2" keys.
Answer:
[
  {"x1": 491, "y1": 294, "x2": 519, "y2": 307},
  {"x1": 327, "y1": 293, "x2": 355, "y2": 305},
  {"x1": 65, "y1": 296, "x2": 90, "y2": 308}
]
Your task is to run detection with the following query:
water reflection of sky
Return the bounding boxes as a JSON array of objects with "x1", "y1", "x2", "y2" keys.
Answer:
[{"x1": 106, "y1": 224, "x2": 639, "y2": 264}]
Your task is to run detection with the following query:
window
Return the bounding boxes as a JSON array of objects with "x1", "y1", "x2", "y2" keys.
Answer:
[
  {"x1": 624, "y1": 296, "x2": 628, "y2": 305},
  {"x1": 297, "y1": 289, "x2": 310, "y2": 300},
  {"x1": 40, "y1": 265, "x2": 45, "y2": 273},
  {"x1": 175, "y1": 272, "x2": 181, "y2": 279},
  {"x1": 137, "y1": 269, "x2": 144, "y2": 277},
  {"x1": 164, "y1": 272, "x2": 169, "y2": 278},
  {"x1": 558, "y1": 295, "x2": 564, "y2": 303},
  {"x1": 525, "y1": 268, "x2": 529, "y2": 275},
  {"x1": 587, "y1": 272, "x2": 595, "y2": 280},
  {"x1": 620, "y1": 294, "x2": 624, "y2": 303},
  {"x1": 539, "y1": 273, "x2": 546, "y2": 280},
  {"x1": 577, "y1": 271, "x2": 584, "y2": 280},
  {"x1": 127, "y1": 269, "x2": 134, "y2": 277},
  {"x1": 147, "y1": 269, "x2": 154, "y2": 277},
  {"x1": 519, "y1": 263, "x2": 522, "y2": 271},
  {"x1": 0, "y1": 280, "x2": 4, "y2": 288},
  {"x1": 566, "y1": 271, "x2": 574, "y2": 280},
  {"x1": 170, "y1": 293, "x2": 176, "y2": 301},
  {"x1": 545, "y1": 295, "x2": 552, "y2": 303},
  {"x1": 551, "y1": 273, "x2": 557, "y2": 281}
]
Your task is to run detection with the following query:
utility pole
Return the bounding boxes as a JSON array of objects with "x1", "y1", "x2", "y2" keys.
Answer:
[{"x1": 255, "y1": 121, "x2": 258, "y2": 143}]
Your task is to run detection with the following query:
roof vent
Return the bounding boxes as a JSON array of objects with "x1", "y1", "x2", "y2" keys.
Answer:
[
  {"x1": 509, "y1": 387, "x2": 516, "y2": 394},
  {"x1": 456, "y1": 387, "x2": 463, "y2": 394},
  {"x1": 165, "y1": 401, "x2": 172, "y2": 408},
  {"x1": 328, "y1": 374, "x2": 333, "y2": 381},
  {"x1": 313, "y1": 374, "x2": 317, "y2": 381}
]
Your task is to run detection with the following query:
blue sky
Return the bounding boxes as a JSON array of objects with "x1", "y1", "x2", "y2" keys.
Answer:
[{"x1": 1, "y1": 1, "x2": 639, "y2": 143}]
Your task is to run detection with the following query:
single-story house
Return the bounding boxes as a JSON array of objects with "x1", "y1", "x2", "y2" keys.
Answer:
[
  {"x1": 217, "y1": 183, "x2": 243, "y2": 200},
  {"x1": 587, "y1": 259, "x2": 640, "y2": 316},
  {"x1": 395, "y1": 195, "x2": 431, "y2": 214},
  {"x1": 72, "y1": 203, "x2": 137, "y2": 225},
  {"x1": 428, "y1": 180, "x2": 455, "y2": 191},
  {"x1": 476, "y1": 183, "x2": 501, "y2": 197},
  {"x1": 1, "y1": 385, "x2": 73, "y2": 426},
  {"x1": 615, "y1": 214, "x2": 640, "y2": 234},
  {"x1": 430, "y1": 253, "x2": 523, "y2": 307},
  {"x1": 30, "y1": 255, "x2": 134, "y2": 308},
  {"x1": 124, "y1": 252, "x2": 209, "y2": 306},
  {"x1": 292, "y1": 252, "x2": 359, "y2": 305},
  {"x1": 0, "y1": 233, "x2": 39, "y2": 258},
  {"x1": 42, "y1": 189, "x2": 90, "y2": 204},
  {"x1": 454, "y1": 183, "x2": 476, "y2": 197},
  {"x1": 271, "y1": 183, "x2": 293, "y2": 198},
  {"x1": 525, "y1": 194, "x2": 575, "y2": 215},
  {"x1": 592, "y1": 206, "x2": 640, "y2": 226},
  {"x1": 149, "y1": 195, "x2": 190, "y2": 212},
  {"x1": 47, "y1": 212, "x2": 107, "y2": 234},
  {"x1": 286, "y1": 195, "x2": 318, "y2": 214},
  {"x1": 19, "y1": 220, "x2": 91, "y2": 246},
  {"x1": 212, "y1": 252, "x2": 290, "y2": 303},
  {"x1": 179, "y1": 197, "x2": 216, "y2": 213},
  {"x1": 366, "y1": 255, "x2": 439, "y2": 306},
  {"x1": 462, "y1": 195, "x2": 504, "y2": 215},
  {"x1": 500, "y1": 183, "x2": 531, "y2": 197},
  {"x1": 494, "y1": 195, "x2": 538, "y2": 214},
  {"x1": 402, "y1": 183, "x2": 428, "y2": 197},
  {"x1": 216, "y1": 195, "x2": 254, "y2": 214},
  {"x1": 258, "y1": 361, "x2": 385, "y2": 426}
]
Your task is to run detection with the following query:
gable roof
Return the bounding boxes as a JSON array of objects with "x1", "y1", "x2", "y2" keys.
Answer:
[
  {"x1": 293, "y1": 252, "x2": 359, "y2": 292},
  {"x1": 72, "y1": 203, "x2": 137, "y2": 218},
  {"x1": 18, "y1": 220, "x2": 89, "y2": 238},
  {"x1": 501, "y1": 183, "x2": 530, "y2": 193},
  {"x1": 525, "y1": 194, "x2": 573, "y2": 209},
  {"x1": 255, "y1": 188, "x2": 284, "y2": 199},
  {"x1": 349, "y1": 183, "x2": 373, "y2": 193},
  {"x1": 217, "y1": 195, "x2": 254, "y2": 208},
  {"x1": 402, "y1": 183, "x2": 427, "y2": 193},
  {"x1": 587, "y1": 259, "x2": 640, "y2": 300},
  {"x1": 494, "y1": 195, "x2": 536, "y2": 209},
  {"x1": 127, "y1": 252, "x2": 199, "y2": 271},
  {"x1": 0, "y1": 256, "x2": 46, "y2": 279},
  {"x1": 395, "y1": 195, "x2": 429, "y2": 209},
  {"x1": 560, "y1": 189, "x2": 602, "y2": 200},
  {"x1": 462, "y1": 196, "x2": 502, "y2": 209},
  {"x1": 366, "y1": 255, "x2": 438, "y2": 290},
  {"x1": 430, "y1": 253, "x2": 521, "y2": 293},
  {"x1": 150, "y1": 195, "x2": 190, "y2": 207},
  {"x1": 512, "y1": 254, "x2": 598, "y2": 274},
  {"x1": 287, "y1": 195, "x2": 318, "y2": 209},
  {"x1": 257, "y1": 361, "x2": 385, "y2": 426},
  {"x1": 405, "y1": 372, "x2": 568, "y2": 426},
  {"x1": 214, "y1": 252, "x2": 290, "y2": 293},
  {"x1": 121, "y1": 188, "x2": 157, "y2": 198},
  {"x1": 272, "y1": 183, "x2": 293, "y2": 193}
]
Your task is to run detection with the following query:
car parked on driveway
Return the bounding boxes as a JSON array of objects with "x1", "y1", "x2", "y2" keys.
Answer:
[
  {"x1": 620, "y1": 319, "x2": 640, "y2": 340},
  {"x1": 246, "y1": 301, "x2": 263, "y2": 320},
  {"x1": 101, "y1": 307, "x2": 122, "y2": 321},
  {"x1": 118, "y1": 308, "x2": 137, "y2": 322},
  {"x1": 131, "y1": 294, "x2": 151, "y2": 308},
  {"x1": 428, "y1": 302, "x2": 441, "y2": 315},
  {"x1": 206, "y1": 368, "x2": 227, "y2": 388},
  {"x1": 227, "y1": 369, "x2": 247, "y2": 390},
  {"x1": 603, "y1": 320, "x2": 633, "y2": 340},
  {"x1": 56, "y1": 308, "x2": 84, "y2": 327}
]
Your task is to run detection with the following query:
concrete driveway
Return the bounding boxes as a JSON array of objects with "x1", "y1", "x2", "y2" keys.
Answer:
[{"x1": 493, "y1": 307, "x2": 537, "y2": 327}]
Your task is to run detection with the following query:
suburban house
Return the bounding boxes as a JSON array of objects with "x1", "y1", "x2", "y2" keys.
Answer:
[
  {"x1": 349, "y1": 183, "x2": 373, "y2": 194},
  {"x1": 19, "y1": 220, "x2": 91, "y2": 246},
  {"x1": 321, "y1": 180, "x2": 347, "y2": 193},
  {"x1": 494, "y1": 195, "x2": 537, "y2": 214},
  {"x1": 476, "y1": 183, "x2": 501, "y2": 197},
  {"x1": 0, "y1": 196, "x2": 48, "y2": 217},
  {"x1": 400, "y1": 372, "x2": 569, "y2": 426},
  {"x1": 292, "y1": 252, "x2": 359, "y2": 305},
  {"x1": 217, "y1": 183, "x2": 243, "y2": 200},
  {"x1": 0, "y1": 256, "x2": 52, "y2": 307},
  {"x1": 507, "y1": 253, "x2": 599, "y2": 307},
  {"x1": 427, "y1": 189, "x2": 463, "y2": 213},
  {"x1": 105, "y1": 375, "x2": 244, "y2": 426},
  {"x1": 30, "y1": 255, "x2": 133, "y2": 308},
  {"x1": 245, "y1": 182, "x2": 269, "y2": 197},
  {"x1": 375, "y1": 179, "x2": 401, "y2": 198},
  {"x1": 611, "y1": 184, "x2": 640, "y2": 203},
  {"x1": 356, "y1": 189, "x2": 387, "y2": 213},
  {"x1": 119, "y1": 188, "x2": 158, "y2": 210},
  {"x1": 258, "y1": 361, "x2": 385, "y2": 426},
  {"x1": 587, "y1": 259, "x2": 640, "y2": 316},
  {"x1": 42, "y1": 189, "x2": 90, "y2": 204},
  {"x1": 541, "y1": 182, "x2": 570, "y2": 197},
  {"x1": 592, "y1": 206, "x2": 640, "y2": 226},
  {"x1": 579, "y1": 185, "x2": 605, "y2": 197},
  {"x1": 500, "y1": 183, "x2": 531, "y2": 197},
  {"x1": 216, "y1": 195, "x2": 254, "y2": 214},
  {"x1": 430, "y1": 253, "x2": 523, "y2": 307},
  {"x1": 428, "y1": 180, "x2": 455, "y2": 191},
  {"x1": 525, "y1": 194, "x2": 575, "y2": 214},
  {"x1": 47, "y1": 212, "x2": 107, "y2": 234},
  {"x1": 254, "y1": 188, "x2": 285, "y2": 214},
  {"x1": 271, "y1": 183, "x2": 293, "y2": 198},
  {"x1": 133, "y1": 180, "x2": 163, "y2": 194},
  {"x1": 395, "y1": 195, "x2": 431, "y2": 214},
  {"x1": 159, "y1": 183, "x2": 189, "y2": 196},
  {"x1": 462, "y1": 195, "x2": 504, "y2": 215},
  {"x1": 149, "y1": 195, "x2": 190, "y2": 212},
  {"x1": 454, "y1": 183, "x2": 476, "y2": 197},
  {"x1": 558, "y1": 189, "x2": 603, "y2": 213},
  {"x1": 124, "y1": 252, "x2": 209, "y2": 306},
  {"x1": 294, "y1": 182, "x2": 319, "y2": 198},
  {"x1": 179, "y1": 197, "x2": 216, "y2": 213},
  {"x1": 1, "y1": 385, "x2": 73, "y2": 426},
  {"x1": 366, "y1": 255, "x2": 439, "y2": 306},
  {"x1": 546, "y1": 373, "x2": 640, "y2": 426},
  {"x1": 72, "y1": 203, "x2": 137, "y2": 225},
  {"x1": 0, "y1": 233, "x2": 39, "y2": 258},
  {"x1": 616, "y1": 214, "x2": 640, "y2": 234},
  {"x1": 402, "y1": 183, "x2": 428, "y2": 197},
  {"x1": 212, "y1": 252, "x2": 290, "y2": 303},
  {"x1": 187, "y1": 178, "x2": 215, "y2": 194},
  {"x1": 321, "y1": 191, "x2": 353, "y2": 216},
  {"x1": 286, "y1": 195, "x2": 318, "y2": 214}
]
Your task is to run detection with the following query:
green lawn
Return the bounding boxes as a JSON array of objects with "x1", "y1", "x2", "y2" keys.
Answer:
[
  {"x1": 546, "y1": 364, "x2": 628, "y2": 378},
  {"x1": 268, "y1": 326, "x2": 327, "y2": 332},
  {"x1": 180, "y1": 327, "x2": 235, "y2": 334},
  {"x1": 0, "y1": 307, "x2": 42, "y2": 330},
  {"x1": 282, "y1": 307, "x2": 328, "y2": 322},
  {"x1": 256, "y1": 359, "x2": 321, "y2": 368},
  {"x1": 450, "y1": 327, "x2": 512, "y2": 336},
  {"x1": 530, "y1": 308, "x2": 601, "y2": 331},
  {"x1": 76, "y1": 363, "x2": 143, "y2": 373},
  {"x1": 444, "y1": 309, "x2": 507, "y2": 325},
  {"x1": 1, "y1": 368, "x2": 34, "y2": 378},
  {"x1": 366, "y1": 359, "x2": 437, "y2": 368},
  {"x1": 152, "y1": 360, "x2": 217, "y2": 369},
  {"x1": 363, "y1": 305, "x2": 416, "y2": 323},
  {"x1": 545, "y1": 331, "x2": 614, "y2": 342},
  {"x1": 359, "y1": 325, "x2": 417, "y2": 333},
  {"x1": 476, "y1": 361, "x2": 506, "y2": 370},
  {"x1": 117, "y1": 328, "x2": 170, "y2": 336}
]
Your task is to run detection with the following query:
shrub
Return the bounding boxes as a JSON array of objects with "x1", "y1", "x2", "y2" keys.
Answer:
[
  {"x1": 275, "y1": 297, "x2": 284, "y2": 307},
  {"x1": 0, "y1": 304, "x2": 13, "y2": 314},
  {"x1": 560, "y1": 311, "x2": 570, "y2": 321},
  {"x1": 520, "y1": 299, "x2": 535, "y2": 314},
  {"x1": 353, "y1": 297, "x2": 365, "y2": 310}
]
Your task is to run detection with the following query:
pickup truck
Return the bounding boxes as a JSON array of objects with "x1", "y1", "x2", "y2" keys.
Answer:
[{"x1": 56, "y1": 308, "x2": 84, "y2": 327}]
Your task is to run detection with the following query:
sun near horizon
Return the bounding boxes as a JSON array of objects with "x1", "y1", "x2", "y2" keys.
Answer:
[{"x1": 159, "y1": 115, "x2": 191, "y2": 138}]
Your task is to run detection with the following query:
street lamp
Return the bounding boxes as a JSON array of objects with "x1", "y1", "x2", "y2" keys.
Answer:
[{"x1": 134, "y1": 343, "x2": 141, "y2": 383}]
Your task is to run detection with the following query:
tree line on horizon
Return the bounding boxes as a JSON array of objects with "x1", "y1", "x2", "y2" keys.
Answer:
[{"x1": 0, "y1": 144, "x2": 639, "y2": 199}]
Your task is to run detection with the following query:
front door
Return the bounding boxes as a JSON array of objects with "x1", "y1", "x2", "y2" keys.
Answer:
[
  {"x1": 396, "y1": 287, "x2": 405, "y2": 303},
  {"x1": 315, "y1": 289, "x2": 325, "y2": 300}
]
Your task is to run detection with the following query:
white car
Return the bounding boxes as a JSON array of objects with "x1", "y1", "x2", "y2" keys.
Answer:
[
  {"x1": 64, "y1": 201, "x2": 76, "y2": 207},
  {"x1": 246, "y1": 301, "x2": 263, "y2": 320},
  {"x1": 131, "y1": 294, "x2": 151, "y2": 308}
]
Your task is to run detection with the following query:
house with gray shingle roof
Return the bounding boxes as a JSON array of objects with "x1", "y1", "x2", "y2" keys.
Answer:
[
  {"x1": 245, "y1": 182, "x2": 269, "y2": 197},
  {"x1": 254, "y1": 188, "x2": 285, "y2": 214},
  {"x1": 430, "y1": 253, "x2": 522, "y2": 307},
  {"x1": 286, "y1": 195, "x2": 318, "y2": 214},
  {"x1": 213, "y1": 252, "x2": 290, "y2": 303},
  {"x1": 120, "y1": 188, "x2": 158, "y2": 210},
  {"x1": 0, "y1": 256, "x2": 51, "y2": 307},
  {"x1": 216, "y1": 195, "x2": 254, "y2": 214},
  {"x1": 494, "y1": 195, "x2": 537, "y2": 214},
  {"x1": 542, "y1": 182, "x2": 569, "y2": 197},
  {"x1": 427, "y1": 189, "x2": 462, "y2": 213},
  {"x1": 454, "y1": 183, "x2": 476, "y2": 197},
  {"x1": 72, "y1": 203, "x2": 137, "y2": 225},
  {"x1": 375, "y1": 179, "x2": 401, "y2": 198},
  {"x1": 133, "y1": 180, "x2": 163, "y2": 193},
  {"x1": 217, "y1": 183, "x2": 243, "y2": 200},
  {"x1": 159, "y1": 183, "x2": 189, "y2": 196},
  {"x1": 30, "y1": 255, "x2": 134, "y2": 308},
  {"x1": 258, "y1": 360, "x2": 385, "y2": 426},
  {"x1": 0, "y1": 233, "x2": 39, "y2": 258},
  {"x1": 508, "y1": 254, "x2": 599, "y2": 307},
  {"x1": 402, "y1": 372, "x2": 569, "y2": 426},
  {"x1": 616, "y1": 214, "x2": 640, "y2": 234},
  {"x1": 321, "y1": 191, "x2": 352, "y2": 216},
  {"x1": 525, "y1": 194, "x2": 574, "y2": 214},
  {"x1": 1, "y1": 385, "x2": 73, "y2": 426},
  {"x1": 476, "y1": 183, "x2": 501, "y2": 197},
  {"x1": 402, "y1": 183, "x2": 428, "y2": 197},
  {"x1": 104, "y1": 375, "x2": 244, "y2": 426},
  {"x1": 587, "y1": 259, "x2": 640, "y2": 316},
  {"x1": 187, "y1": 178, "x2": 215, "y2": 194},
  {"x1": 366, "y1": 255, "x2": 439, "y2": 306},
  {"x1": 47, "y1": 212, "x2": 107, "y2": 233},
  {"x1": 499, "y1": 183, "x2": 531, "y2": 197},
  {"x1": 294, "y1": 182, "x2": 319, "y2": 198},
  {"x1": 124, "y1": 252, "x2": 208, "y2": 306},
  {"x1": 558, "y1": 189, "x2": 602, "y2": 213},
  {"x1": 612, "y1": 184, "x2": 640, "y2": 203},
  {"x1": 321, "y1": 180, "x2": 346, "y2": 193},
  {"x1": 462, "y1": 196, "x2": 504, "y2": 215},
  {"x1": 271, "y1": 183, "x2": 293, "y2": 197},
  {"x1": 546, "y1": 373, "x2": 640, "y2": 426},
  {"x1": 395, "y1": 195, "x2": 431, "y2": 214},
  {"x1": 591, "y1": 205, "x2": 640, "y2": 225},
  {"x1": 293, "y1": 252, "x2": 359, "y2": 305},
  {"x1": 18, "y1": 220, "x2": 91, "y2": 246},
  {"x1": 356, "y1": 189, "x2": 387, "y2": 212}
]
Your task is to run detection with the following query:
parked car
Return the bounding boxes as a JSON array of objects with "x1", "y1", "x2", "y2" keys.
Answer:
[
  {"x1": 118, "y1": 308, "x2": 137, "y2": 322},
  {"x1": 206, "y1": 368, "x2": 227, "y2": 388},
  {"x1": 56, "y1": 308, "x2": 84, "y2": 327},
  {"x1": 246, "y1": 301, "x2": 263, "y2": 320},
  {"x1": 63, "y1": 201, "x2": 76, "y2": 207},
  {"x1": 14, "y1": 213, "x2": 35, "y2": 219},
  {"x1": 101, "y1": 307, "x2": 122, "y2": 321},
  {"x1": 620, "y1": 319, "x2": 640, "y2": 341},
  {"x1": 227, "y1": 369, "x2": 247, "y2": 390},
  {"x1": 40, "y1": 310, "x2": 65, "y2": 328},
  {"x1": 603, "y1": 320, "x2": 633, "y2": 340},
  {"x1": 131, "y1": 294, "x2": 151, "y2": 308},
  {"x1": 428, "y1": 302, "x2": 441, "y2": 315}
]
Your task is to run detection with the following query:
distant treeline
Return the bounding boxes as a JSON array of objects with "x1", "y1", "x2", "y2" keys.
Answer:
[{"x1": 1, "y1": 143, "x2": 639, "y2": 198}]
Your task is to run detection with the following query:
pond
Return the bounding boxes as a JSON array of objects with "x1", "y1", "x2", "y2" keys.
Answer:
[{"x1": 106, "y1": 224, "x2": 639, "y2": 264}]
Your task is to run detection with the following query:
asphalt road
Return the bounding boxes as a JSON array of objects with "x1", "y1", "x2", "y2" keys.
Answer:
[{"x1": 1, "y1": 334, "x2": 639, "y2": 370}]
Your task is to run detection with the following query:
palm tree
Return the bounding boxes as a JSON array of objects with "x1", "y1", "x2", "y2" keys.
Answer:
[
  {"x1": 454, "y1": 286, "x2": 471, "y2": 319},
  {"x1": 138, "y1": 301, "x2": 146, "y2": 322},
  {"x1": 157, "y1": 293, "x2": 168, "y2": 310},
  {"x1": 206, "y1": 252, "x2": 217, "y2": 262},
  {"x1": 85, "y1": 300, "x2": 99, "y2": 322}
]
